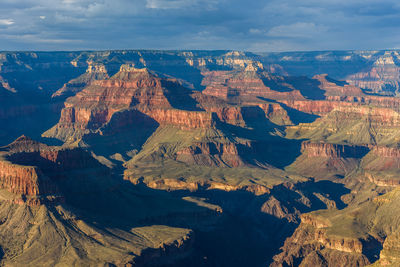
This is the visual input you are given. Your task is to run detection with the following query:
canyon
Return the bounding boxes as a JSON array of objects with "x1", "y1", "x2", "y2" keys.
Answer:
[{"x1": 1, "y1": 49, "x2": 400, "y2": 266}]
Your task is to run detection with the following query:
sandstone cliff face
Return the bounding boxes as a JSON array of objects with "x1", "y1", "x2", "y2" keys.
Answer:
[
  {"x1": 181, "y1": 50, "x2": 264, "y2": 70},
  {"x1": 271, "y1": 214, "x2": 373, "y2": 267},
  {"x1": 0, "y1": 136, "x2": 107, "y2": 205},
  {"x1": 201, "y1": 69, "x2": 305, "y2": 101},
  {"x1": 280, "y1": 99, "x2": 354, "y2": 115},
  {"x1": 286, "y1": 141, "x2": 370, "y2": 179},
  {"x1": 133, "y1": 231, "x2": 195, "y2": 267},
  {"x1": 286, "y1": 105, "x2": 400, "y2": 146},
  {"x1": 176, "y1": 141, "x2": 247, "y2": 167},
  {"x1": 149, "y1": 109, "x2": 216, "y2": 129},
  {"x1": 52, "y1": 62, "x2": 109, "y2": 98},
  {"x1": 0, "y1": 160, "x2": 56, "y2": 196},
  {"x1": 201, "y1": 102, "x2": 291, "y2": 127},
  {"x1": 346, "y1": 51, "x2": 400, "y2": 95},
  {"x1": 44, "y1": 64, "x2": 214, "y2": 142},
  {"x1": 301, "y1": 141, "x2": 369, "y2": 159},
  {"x1": 313, "y1": 74, "x2": 364, "y2": 97}
]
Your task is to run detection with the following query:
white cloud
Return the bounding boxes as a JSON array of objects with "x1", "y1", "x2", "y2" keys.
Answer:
[
  {"x1": 0, "y1": 19, "x2": 15, "y2": 25},
  {"x1": 146, "y1": 0, "x2": 193, "y2": 9},
  {"x1": 267, "y1": 22, "x2": 328, "y2": 38},
  {"x1": 145, "y1": 0, "x2": 217, "y2": 10},
  {"x1": 249, "y1": 28, "x2": 263, "y2": 34}
]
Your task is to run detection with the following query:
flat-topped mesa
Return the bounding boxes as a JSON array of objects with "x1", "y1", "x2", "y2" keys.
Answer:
[
  {"x1": 52, "y1": 62, "x2": 109, "y2": 98},
  {"x1": 0, "y1": 136, "x2": 106, "y2": 205},
  {"x1": 271, "y1": 214, "x2": 376, "y2": 267},
  {"x1": 201, "y1": 69, "x2": 305, "y2": 101},
  {"x1": 301, "y1": 141, "x2": 369, "y2": 159},
  {"x1": 281, "y1": 94, "x2": 400, "y2": 117},
  {"x1": 203, "y1": 103, "x2": 291, "y2": 127},
  {"x1": 286, "y1": 141, "x2": 370, "y2": 179},
  {"x1": 176, "y1": 141, "x2": 248, "y2": 167},
  {"x1": 334, "y1": 105, "x2": 400, "y2": 126},
  {"x1": 149, "y1": 109, "x2": 216, "y2": 129},
  {"x1": 182, "y1": 50, "x2": 265, "y2": 70},
  {"x1": 313, "y1": 74, "x2": 364, "y2": 97},
  {"x1": 281, "y1": 99, "x2": 356, "y2": 115},
  {"x1": 287, "y1": 105, "x2": 400, "y2": 146}
]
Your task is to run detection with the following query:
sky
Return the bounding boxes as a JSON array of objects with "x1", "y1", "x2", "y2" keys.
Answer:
[{"x1": 0, "y1": 0, "x2": 399, "y2": 52}]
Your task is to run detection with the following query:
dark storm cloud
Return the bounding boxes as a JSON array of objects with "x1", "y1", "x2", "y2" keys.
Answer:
[{"x1": 0, "y1": 0, "x2": 399, "y2": 51}]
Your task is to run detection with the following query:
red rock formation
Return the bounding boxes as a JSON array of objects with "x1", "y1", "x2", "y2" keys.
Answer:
[
  {"x1": 313, "y1": 74, "x2": 364, "y2": 97},
  {"x1": 200, "y1": 102, "x2": 291, "y2": 127},
  {"x1": 281, "y1": 99, "x2": 355, "y2": 115},
  {"x1": 301, "y1": 141, "x2": 369, "y2": 159},
  {"x1": 176, "y1": 141, "x2": 247, "y2": 167},
  {"x1": 147, "y1": 109, "x2": 215, "y2": 129},
  {"x1": 371, "y1": 146, "x2": 400, "y2": 158},
  {"x1": 0, "y1": 136, "x2": 106, "y2": 205},
  {"x1": 45, "y1": 64, "x2": 215, "y2": 141},
  {"x1": 271, "y1": 215, "x2": 373, "y2": 267},
  {"x1": 0, "y1": 160, "x2": 50, "y2": 195},
  {"x1": 346, "y1": 51, "x2": 400, "y2": 94},
  {"x1": 335, "y1": 105, "x2": 400, "y2": 126},
  {"x1": 286, "y1": 141, "x2": 369, "y2": 179},
  {"x1": 257, "y1": 103, "x2": 292, "y2": 124},
  {"x1": 362, "y1": 146, "x2": 400, "y2": 185},
  {"x1": 201, "y1": 69, "x2": 305, "y2": 101},
  {"x1": 52, "y1": 62, "x2": 109, "y2": 98}
]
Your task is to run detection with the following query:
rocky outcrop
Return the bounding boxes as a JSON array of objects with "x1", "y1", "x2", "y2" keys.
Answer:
[
  {"x1": 346, "y1": 51, "x2": 400, "y2": 95},
  {"x1": 44, "y1": 64, "x2": 208, "y2": 141},
  {"x1": 281, "y1": 99, "x2": 355, "y2": 115},
  {"x1": 0, "y1": 160, "x2": 56, "y2": 196},
  {"x1": 286, "y1": 141, "x2": 370, "y2": 179},
  {"x1": 0, "y1": 136, "x2": 107, "y2": 205},
  {"x1": 133, "y1": 231, "x2": 195, "y2": 267},
  {"x1": 52, "y1": 62, "x2": 109, "y2": 98},
  {"x1": 286, "y1": 105, "x2": 400, "y2": 146},
  {"x1": 149, "y1": 109, "x2": 216, "y2": 129},
  {"x1": 313, "y1": 74, "x2": 364, "y2": 97},
  {"x1": 203, "y1": 103, "x2": 291, "y2": 127},
  {"x1": 128, "y1": 176, "x2": 270, "y2": 196},
  {"x1": 176, "y1": 141, "x2": 247, "y2": 167},
  {"x1": 301, "y1": 141, "x2": 369, "y2": 159},
  {"x1": 271, "y1": 214, "x2": 375, "y2": 267},
  {"x1": 201, "y1": 69, "x2": 305, "y2": 101}
]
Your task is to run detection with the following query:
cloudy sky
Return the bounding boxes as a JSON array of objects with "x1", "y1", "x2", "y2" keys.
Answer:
[{"x1": 0, "y1": 0, "x2": 399, "y2": 51}]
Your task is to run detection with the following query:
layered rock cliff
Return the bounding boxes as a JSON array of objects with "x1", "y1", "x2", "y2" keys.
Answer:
[
  {"x1": 0, "y1": 136, "x2": 107, "y2": 205},
  {"x1": 271, "y1": 214, "x2": 373, "y2": 267},
  {"x1": 286, "y1": 105, "x2": 400, "y2": 146},
  {"x1": 52, "y1": 62, "x2": 109, "y2": 98},
  {"x1": 286, "y1": 141, "x2": 369, "y2": 179},
  {"x1": 201, "y1": 68, "x2": 305, "y2": 101},
  {"x1": 44, "y1": 64, "x2": 214, "y2": 142}
]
